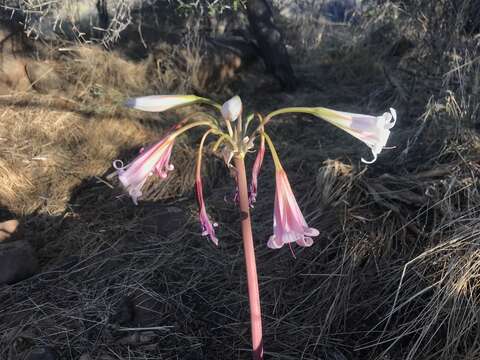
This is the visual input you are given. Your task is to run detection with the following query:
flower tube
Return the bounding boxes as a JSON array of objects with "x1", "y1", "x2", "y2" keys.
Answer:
[
  {"x1": 268, "y1": 168, "x2": 319, "y2": 249},
  {"x1": 263, "y1": 107, "x2": 397, "y2": 164},
  {"x1": 125, "y1": 95, "x2": 203, "y2": 112},
  {"x1": 263, "y1": 134, "x2": 319, "y2": 249},
  {"x1": 113, "y1": 120, "x2": 214, "y2": 205},
  {"x1": 113, "y1": 136, "x2": 175, "y2": 205},
  {"x1": 312, "y1": 107, "x2": 397, "y2": 163},
  {"x1": 195, "y1": 130, "x2": 219, "y2": 245}
]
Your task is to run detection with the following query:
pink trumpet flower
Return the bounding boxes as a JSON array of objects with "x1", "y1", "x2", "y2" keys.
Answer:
[
  {"x1": 195, "y1": 176, "x2": 219, "y2": 245},
  {"x1": 313, "y1": 107, "x2": 397, "y2": 163},
  {"x1": 113, "y1": 136, "x2": 175, "y2": 205},
  {"x1": 249, "y1": 136, "x2": 265, "y2": 206},
  {"x1": 268, "y1": 169, "x2": 319, "y2": 249}
]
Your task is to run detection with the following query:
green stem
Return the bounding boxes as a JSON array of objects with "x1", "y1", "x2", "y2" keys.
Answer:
[
  {"x1": 251, "y1": 107, "x2": 333, "y2": 136},
  {"x1": 197, "y1": 97, "x2": 222, "y2": 111},
  {"x1": 169, "y1": 121, "x2": 216, "y2": 140},
  {"x1": 263, "y1": 133, "x2": 283, "y2": 170}
]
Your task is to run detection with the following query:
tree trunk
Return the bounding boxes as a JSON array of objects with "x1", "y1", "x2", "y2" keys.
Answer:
[{"x1": 246, "y1": 0, "x2": 297, "y2": 91}]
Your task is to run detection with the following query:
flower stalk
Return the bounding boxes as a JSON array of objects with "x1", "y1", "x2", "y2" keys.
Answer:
[{"x1": 235, "y1": 154, "x2": 264, "y2": 360}]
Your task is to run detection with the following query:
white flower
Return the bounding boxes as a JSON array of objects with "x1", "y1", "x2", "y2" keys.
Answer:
[{"x1": 313, "y1": 107, "x2": 397, "y2": 163}]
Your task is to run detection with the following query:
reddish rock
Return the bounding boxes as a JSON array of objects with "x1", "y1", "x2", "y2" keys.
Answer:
[{"x1": 0, "y1": 219, "x2": 20, "y2": 242}]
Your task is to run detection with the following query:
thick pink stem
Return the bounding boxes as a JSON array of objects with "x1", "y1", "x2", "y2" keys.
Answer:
[{"x1": 234, "y1": 156, "x2": 264, "y2": 360}]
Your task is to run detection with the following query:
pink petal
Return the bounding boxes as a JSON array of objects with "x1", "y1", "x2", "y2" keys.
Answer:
[
  {"x1": 296, "y1": 237, "x2": 313, "y2": 247},
  {"x1": 268, "y1": 169, "x2": 319, "y2": 250},
  {"x1": 267, "y1": 235, "x2": 284, "y2": 249},
  {"x1": 195, "y1": 176, "x2": 219, "y2": 245}
]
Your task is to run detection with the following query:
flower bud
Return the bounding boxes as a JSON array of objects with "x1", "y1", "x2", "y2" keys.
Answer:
[
  {"x1": 125, "y1": 95, "x2": 200, "y2": 112},
  {"x1": 221, "y1": 95, "x2": 242, "y2": 122}
]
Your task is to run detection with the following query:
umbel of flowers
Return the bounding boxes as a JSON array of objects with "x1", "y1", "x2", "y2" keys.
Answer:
[{"x1": 112, "y1": 94, "x2": 396, "y2": 360}]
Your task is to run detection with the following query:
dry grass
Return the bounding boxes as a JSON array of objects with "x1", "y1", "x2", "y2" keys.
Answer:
[{"x1": 1, "y1": 1, "x2": 480, "y2": 359}]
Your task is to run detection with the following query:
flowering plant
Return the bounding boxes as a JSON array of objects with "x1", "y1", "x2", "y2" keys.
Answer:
[{"x1": 113, "y1": 94, "x2": 396, "y2": 359}]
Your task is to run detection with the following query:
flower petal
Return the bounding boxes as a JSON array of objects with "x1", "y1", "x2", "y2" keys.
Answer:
[
  {"x1": 267, "y1": 235, "x2": 284, "y2": 249},
  {"x1": 195, "y1": 176, "x2": 219, "y2": 245},
  {"x1": 304, "y1": 227, "x2": 320, "y2": 237},
  {"x1": 296, "y1": 237, "x2": 314, "y2": 247}
]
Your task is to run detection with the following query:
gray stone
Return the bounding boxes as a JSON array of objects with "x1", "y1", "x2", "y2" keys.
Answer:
[{"x1": 0, "y1": 240, "x2": 39, "y2": 285}]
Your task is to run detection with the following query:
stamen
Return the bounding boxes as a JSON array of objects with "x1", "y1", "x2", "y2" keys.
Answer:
[{"x1": 288, "y1": 243, "x2": 297, "y2": 259}]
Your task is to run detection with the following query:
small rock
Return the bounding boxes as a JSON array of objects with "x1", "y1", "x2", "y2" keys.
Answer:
[
  {"x1": 79, "y1": 354, "x2": 91, "y2": 360},
  {"x1": 0, "y1": 219, "x2": 20, "y2": 242},
  {"x1": 25, "y1": 347, "x2": 58, "y2": 360},
  {"x1": 0, "y1": 240, "x2": 39, "y2": 284}
]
